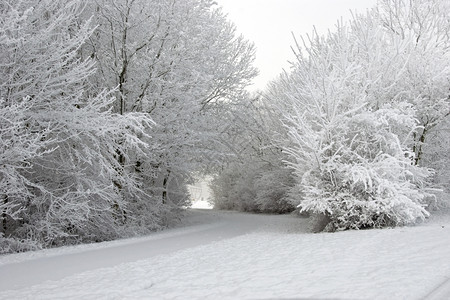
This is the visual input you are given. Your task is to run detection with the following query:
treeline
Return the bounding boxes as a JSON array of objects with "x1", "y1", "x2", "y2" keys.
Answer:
[
  {"x1": 210, "y1": 0, "x2": 450, "y2": 231},
  {"x1": 0, "y1": 0, "x2": 256, "y2": 253},
  {"x1": 1, "y1": 0, "x2": 449, "y2": 253}
]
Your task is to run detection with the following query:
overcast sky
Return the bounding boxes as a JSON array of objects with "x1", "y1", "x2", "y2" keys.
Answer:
[{"x1": 217, "y1": 0, "x2": 378, "y2": 91}]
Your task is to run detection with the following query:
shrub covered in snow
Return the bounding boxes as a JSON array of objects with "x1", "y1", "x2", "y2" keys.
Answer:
[{"x1": 289, "y1": 106, "x2": 434, "y2": 231}]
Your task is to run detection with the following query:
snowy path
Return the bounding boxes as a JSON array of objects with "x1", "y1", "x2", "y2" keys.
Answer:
[
  {"x1": 0, "y1": 209, "x2": 449, "y2": 299},
  {"x1": 0, "y1": 210, "x2": 293, "y2": 290}
]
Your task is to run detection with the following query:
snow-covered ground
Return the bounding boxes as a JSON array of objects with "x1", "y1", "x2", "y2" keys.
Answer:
[
  {"x1": 1, "y1": 209, "x2": 450, "y2": 299},
  {"x1": 190, "y1": 199, "x2": 213, "y2": 209}
]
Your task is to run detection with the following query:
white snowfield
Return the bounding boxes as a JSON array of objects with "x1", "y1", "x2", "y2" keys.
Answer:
[{"x1": 0, "y1": 209, "x2": 449, "y2": 300}]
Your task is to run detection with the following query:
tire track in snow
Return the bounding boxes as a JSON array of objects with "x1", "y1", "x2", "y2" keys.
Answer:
[{"x1": 422, "y1": 276, "x2": 450, "y2": 300}]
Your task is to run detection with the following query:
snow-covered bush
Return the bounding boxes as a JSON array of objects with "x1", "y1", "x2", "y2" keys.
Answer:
[
  {"x1": 254, "y1": 165, "x2": 295, "y2": 214},
  {"x1": 210, "y1": 162, "x2": 259, "y2": 212},
  {"x1": 288, "y1": 105, "x2": 433, "y2": 231},
  {"x1": 211, "y1": 159, "x2": 295, "y2": 214}
]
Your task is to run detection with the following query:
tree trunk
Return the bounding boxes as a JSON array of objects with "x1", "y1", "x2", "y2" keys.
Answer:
[
  {"x1": 162, "y1": 170, "x2": 171, "y2": 204},
  {"x1": 112, "y1": 149, "x2": 127, "y2": 223},
  {"x1": 2, "y1": 195, "x2": 7, "y2": 234},
  {"x1": 413, "y1": 127, "x2": 428, "y2": 165}
]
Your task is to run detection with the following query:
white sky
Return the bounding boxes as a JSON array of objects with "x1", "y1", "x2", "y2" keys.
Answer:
[{"x1": 217, "y1": 0, "x2": 378, "y2": 90}]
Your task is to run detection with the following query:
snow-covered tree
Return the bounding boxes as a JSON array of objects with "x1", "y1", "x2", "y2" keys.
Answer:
[
  {"x1": 421, "y1": 116, "x2": 450, "y2": 209},
  {"x1": 83, "y1": 0, "x2": 257, "y2": 204},
  {"x1": 374, "y1": 0, "x2": 450, "y2": 165},
  {"x1": 0, "y1": 0, "x2": 155, "y2": 252},
  {"x1": 269, "y1": 0, "x2": 448, "y2": 231}
]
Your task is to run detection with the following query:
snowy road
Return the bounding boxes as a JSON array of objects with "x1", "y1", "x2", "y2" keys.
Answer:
[
  {"x1": 0, "y1": 210, "x2": 278, "y2": 289},
  {"x1": 0, "y1": 209, "x2": 450, "y2": 299},
  {"x1": 0, "y1": 210, "x2": 304, "y2": 291}
]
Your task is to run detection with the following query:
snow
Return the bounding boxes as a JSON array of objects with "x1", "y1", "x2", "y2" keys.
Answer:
[
  {"x1": 188, "y1": 177, "x2": 213, "y2": 209},
  {"x1": 1, "y1": 209, "x2": 450, "y2": 299},
  {"x1": 190, "y1": 200, "x2": 213, "y2": 209}
]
